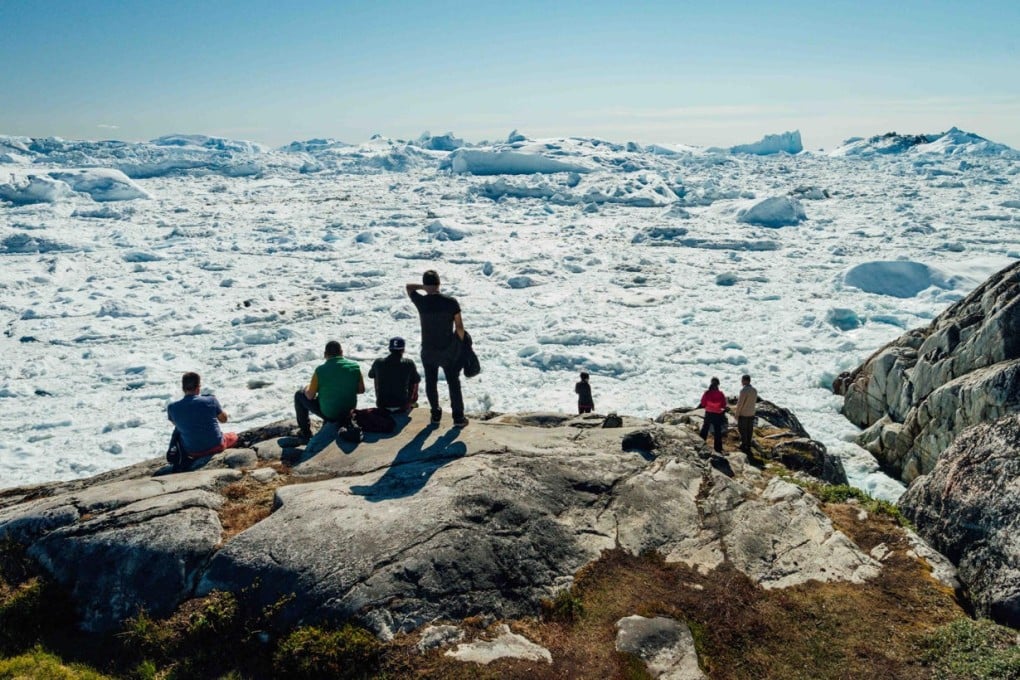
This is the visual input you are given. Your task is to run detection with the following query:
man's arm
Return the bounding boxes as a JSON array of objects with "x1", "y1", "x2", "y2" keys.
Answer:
[
  {"x1": 454, "y1": 312, "x2": 465, "y2": 341},
  {"x1": 217, "y1": 410, "x2": 229, "y2": 424},
  {"x1": 357, "y1": 372, "x2": 366, "y2": 395},
  {"x1": 304, "y1": 372, "x2": 318, "y2": 401},
  {"x1": 406, "y1": 283, "x2": 424, "y2": 298}
]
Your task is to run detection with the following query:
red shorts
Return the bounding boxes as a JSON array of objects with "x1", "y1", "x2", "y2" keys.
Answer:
[{"x1": 188, "y1": 432, "x2": 239, "y2": 459}]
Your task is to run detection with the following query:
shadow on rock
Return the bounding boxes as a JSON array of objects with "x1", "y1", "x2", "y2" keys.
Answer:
[{"x1": 350, "y1": 426, "x2": 466, "y2": 501}]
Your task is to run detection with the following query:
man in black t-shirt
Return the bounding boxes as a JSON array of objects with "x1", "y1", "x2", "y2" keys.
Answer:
[
  {"x1": 406, "y1": 270, "x2": 468, "y2": 426},
  {"x1": 368, "y1": 336, "x2": 421, "y2": 412}
]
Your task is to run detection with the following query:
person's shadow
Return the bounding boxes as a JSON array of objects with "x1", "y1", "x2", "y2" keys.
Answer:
[{"x1": 350, "y1": 425, "x2": 466, "y2": 501}]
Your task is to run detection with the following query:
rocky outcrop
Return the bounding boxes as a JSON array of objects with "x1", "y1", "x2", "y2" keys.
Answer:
[
  {"x1": 0, "y1": 408, "x2": 880, "y2": 638},
  {"x1": 898, "y1": 413, "x2": 1020, "y2": 627},
  {"x1": 842, "y1": 260, "x2": 1020, "y2": 481}
]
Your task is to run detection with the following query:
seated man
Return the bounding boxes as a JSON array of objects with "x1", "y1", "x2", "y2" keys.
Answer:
[
  {"x1": 167, "y1": 372, "x2": 238, "y2": 459},
  {"x1": 294, "y1": 340, "x2": 365, "y2": 441},
  {"x1": 368, "y1": 336, "x2": 421, "y2": 412}
]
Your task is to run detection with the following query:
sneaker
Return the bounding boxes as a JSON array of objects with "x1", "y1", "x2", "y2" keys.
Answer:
[
  {"x1": 453, "y1": 416, "x2": 469, "y2": 428},
  {"x1": 430, "y1": 410, "x2": 442, "y2": 424}
]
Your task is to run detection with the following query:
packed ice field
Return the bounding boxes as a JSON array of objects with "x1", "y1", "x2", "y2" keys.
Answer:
[{"x1": 2, "y1": 129, "x2": 1018, "y2": 498}]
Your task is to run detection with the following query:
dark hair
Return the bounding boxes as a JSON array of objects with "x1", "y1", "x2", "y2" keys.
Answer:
[
  {"x1": 182, "y1": 372, "x2": 200, "y2": 392},
  {"x1": 742, "y1": 374, "x2": 751, "y2": 382},
  {"x1": 324, "y1": 340, "x2": 342, "y2": 357},
  {"x1": 422, "y1": 269, "x2": 440, "y2": 286},
  {"x1": 710, "y1": 377, "x2": 720, "y2": 388},
  {"x1": 580, "y1": 372, "x2": 590, "y2": 380}
]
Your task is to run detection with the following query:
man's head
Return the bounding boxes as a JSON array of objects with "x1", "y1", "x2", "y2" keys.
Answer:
[
  {"x1": 389, "y1": 336, "x2": 405, "y2": 354},
  {"x1": 580, "y1": 371, "x2": 590, "y2": 382},
  {"x1": 742, "y1": 374, "x2": 751, "y2": 385},
  {"x1": 710, "y1": 377, "x2": 720, "y2": 389},
  {"x1": 324, "y1": 340, "x2": 342, "y2": 358},
  {"x1": 182, "y1": 371, "x2": 201, "y2": 394},
  {"x1": 422, "y1": 269, "x2": 440, "y2": 294}
]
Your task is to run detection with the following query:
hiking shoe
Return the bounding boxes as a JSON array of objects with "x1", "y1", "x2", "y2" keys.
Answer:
[
  {"x1": 453, "y1": 416, "x2": 469, "y2": 428},
  {"x1": 430, "y1": 410, "x2": 442, "y2": 424}
]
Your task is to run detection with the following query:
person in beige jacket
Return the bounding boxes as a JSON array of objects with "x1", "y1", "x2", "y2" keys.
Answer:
[{"x1": 734, "y1": 375, "x2": 758, "y2": 455}]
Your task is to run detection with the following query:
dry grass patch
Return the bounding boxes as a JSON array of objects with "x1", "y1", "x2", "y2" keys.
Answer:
[{"x1": 378, "y1": 532, "x2": 966, "y2": 680}]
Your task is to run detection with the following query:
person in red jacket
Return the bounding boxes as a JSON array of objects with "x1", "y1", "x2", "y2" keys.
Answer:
[{"x1": 699, "y1": 377, "x2": 727, "y2": 453}]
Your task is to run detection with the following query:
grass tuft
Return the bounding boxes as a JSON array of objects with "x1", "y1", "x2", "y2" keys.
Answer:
[
  {"x1": 922, "y1": 618, "x2": 1020, "y2": 680},
  {"x1": 540, "y1": 588, "x2": 585, "y2": 623},
  {"x1": 273, "y1": 624, "x2": 381, "y2": 679}
]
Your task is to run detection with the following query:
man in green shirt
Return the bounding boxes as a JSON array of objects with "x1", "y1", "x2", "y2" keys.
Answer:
[{"x1": 294, "y1": 340, "x2": 365, "y2": 441}]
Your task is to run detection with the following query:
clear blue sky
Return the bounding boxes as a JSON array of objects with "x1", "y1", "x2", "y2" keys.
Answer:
[{"x1": 2, "y1": 0, "x2": 1018, "y2": 150}]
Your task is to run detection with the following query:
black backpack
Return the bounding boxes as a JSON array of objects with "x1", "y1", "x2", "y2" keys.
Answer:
[
  {"x1": 460, "y1": 331, "x2": 481, "y2": 379},
  {"x1": 166, "y1": 429, "x2": 186, "y2": 469}
]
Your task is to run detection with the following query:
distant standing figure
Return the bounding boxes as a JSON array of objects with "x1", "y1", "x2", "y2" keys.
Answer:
[
  {"x1": 734, "y1": 374, "x2": 758, "y2": 455},
  {"x1": 167, "y1": 372, "x2": 238, "y2": 459},
  {"x1": 575, "y1": 371, "x2": 594, "y2": 414},
  {"x1": 406, "y1": 270, "x2": 468, "y2": 427},
  {"x1": 294, "y1": 340, "x2": 365, "y2": 441},
  {"x1": 699, "y1": 377, "x2": 727, "y2": 453},
  {"x1": 368, "y1": 336, "x2": 421, "y2": 412}
]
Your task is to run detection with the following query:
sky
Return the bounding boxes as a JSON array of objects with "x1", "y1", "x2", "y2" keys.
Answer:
[{"x1": 1, "y1": 0, "x2": 1018, "y2": 150}]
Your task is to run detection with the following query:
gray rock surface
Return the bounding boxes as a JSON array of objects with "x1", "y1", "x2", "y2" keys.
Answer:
[
  {"x1": 416, "y1": 624, "x2": 464, "y2": 652},
  {"x1": 615, "y1": 615, "x2": 706, "y2": 680},
  {"x1": 842, "y1": 260, "x2": 1020, "y2": 481},
  {"x1": 898, "y1": 413, "x2": 1020, "y2": 627},
  {"x1": 445, "y1": 624, "x2": 551, "y2": 665},
  {"x1": 0, "y1": 469, "x2": 241, "y2": 631},
  {"x1": 1, "y1": 408, "x2": 881, "y2": 636}
]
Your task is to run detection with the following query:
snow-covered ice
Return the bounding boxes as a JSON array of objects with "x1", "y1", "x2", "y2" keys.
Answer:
[{"x1": 1, "y1": 128, "x2": 1017, "y2": 502}]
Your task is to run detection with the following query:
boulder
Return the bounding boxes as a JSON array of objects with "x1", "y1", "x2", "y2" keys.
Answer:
[
  {"x1": 842, "y1": 260, "x2": 1020, "y2": 481},
  {"x1": 772, "y1": 438, "x2": 848, "y2": 485},
  {"x1": 898, "y1": 414, "x2": 1020, "y2": 627},
  {"x1": 615, "y1": 615, "x2": 706, "y2": 679},
  {"x1": 0, "y1": 469, "x2": 241, "y2": 631}
]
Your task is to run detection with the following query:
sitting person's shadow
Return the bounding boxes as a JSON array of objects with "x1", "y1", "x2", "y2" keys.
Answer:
[{"x1": 350, "y1": 425, "x2": 466, "y2": 501}]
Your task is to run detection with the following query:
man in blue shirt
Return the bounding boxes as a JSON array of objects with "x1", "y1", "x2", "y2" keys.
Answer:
[{"x1": 167, "y1": 372, "x2": 238, "y2": 458}]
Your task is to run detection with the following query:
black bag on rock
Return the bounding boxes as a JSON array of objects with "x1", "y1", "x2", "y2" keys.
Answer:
[{"x1": 354, "y1": 408, "x2": 396, "y2": 433}]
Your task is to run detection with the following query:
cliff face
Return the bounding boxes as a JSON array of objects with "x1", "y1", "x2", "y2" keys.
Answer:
[
  {"x1": 840, "y1": 260, "x2": 1020, "y2": 629},
  {"x1": 841, "y1": 260, "x2": 1020, "y2": 482},
  {"x1": 0, "y1": 408, "x2": 867, "y2": 637},
  {"x1": 899, "y1": 413, "x2": 1020, "y2": 627}
]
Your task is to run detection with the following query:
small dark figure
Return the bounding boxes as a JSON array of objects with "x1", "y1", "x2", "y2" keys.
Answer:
[
  {"x1": 575, "y1": 371, "x2": 594, "y2": 414},
  {"x1": 699, "y1": 377, "x2": 727, "y2": 453}
]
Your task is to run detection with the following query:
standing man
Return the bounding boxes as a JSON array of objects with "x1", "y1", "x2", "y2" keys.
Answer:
[
  {"x1": 168, "y1": 372, "x2": 238, "y2": 459},
  {"x1": 406, "y1": 270, "x2": 468, "y2": 426},
  {"x1": 735, "y1": 374, "x2": 758, "y2": 456},
  {"x1": 294, "y1": 340, "x2": 365, "y2": 441},
  {"x1": 368, "y1": 336, "x2": 421, "y2": 412}
]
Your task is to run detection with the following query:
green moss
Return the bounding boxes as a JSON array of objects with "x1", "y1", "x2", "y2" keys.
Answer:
[
  {"x1": 923, "y1": 618, "x2": 1020, "y2": 680},
  {"x1": 782, "y1": 479, "x2": 912, "y2": 527},
  {"x1": 273, "y1": 624, "x2": 381, "y2": 679},
  {"x1": 0, "y1": 646, "x2": 114, "y2": 679},
  {"x1": 540, "y1": 587, "x2": 585, "y2": 623}
]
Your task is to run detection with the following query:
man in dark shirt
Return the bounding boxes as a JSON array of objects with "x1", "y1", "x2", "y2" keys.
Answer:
[
  {"x1": 406, "y1": 270, "x2": 468, "y2": 426},
  {"x1": 368, "y1": 336, "x2": 421, "y2": 412}
]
